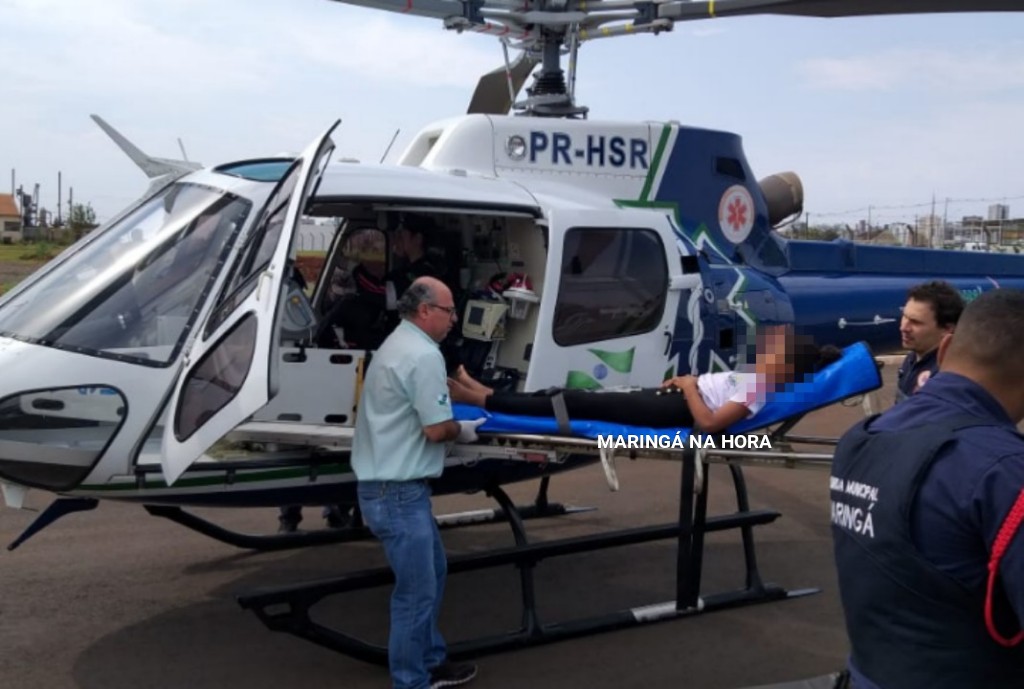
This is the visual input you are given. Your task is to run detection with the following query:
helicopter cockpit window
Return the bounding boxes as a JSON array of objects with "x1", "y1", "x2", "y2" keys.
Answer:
[
  {"x1": 206, "y1": 159, "x2": 302, "y2": 336},
  {"x1": 237, "y1": 163, "x2": 300, "y2": 286},
  {"x1": 174, "y1": 313, "x2": 257, "y2": 442},
  {"x1": 0, "y1": 184, "x2": 250, "y2": 366},
  {"x1": 553, "y1": 228, "x2": 668, "y2": 347}
]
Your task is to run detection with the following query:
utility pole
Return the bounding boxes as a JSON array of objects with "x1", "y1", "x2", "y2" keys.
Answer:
[
  {"x1": 929, "y1": 194, "x2": 936, "y2": 249},
  {"x1": 943, "y1": 197, "x2": 949, "y2": 246}
]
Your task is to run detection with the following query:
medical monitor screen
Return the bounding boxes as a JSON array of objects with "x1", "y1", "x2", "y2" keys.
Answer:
[{"x1": 462, "y1": 299, "x2": 508, "y2": 341}]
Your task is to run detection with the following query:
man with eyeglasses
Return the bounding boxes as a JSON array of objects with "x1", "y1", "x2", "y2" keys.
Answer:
[{"x1": 352, "y1": 276, "x2": 484, "y2": 689}]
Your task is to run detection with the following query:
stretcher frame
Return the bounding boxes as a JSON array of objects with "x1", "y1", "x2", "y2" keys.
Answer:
[{"x1": 236, "y1": 406, "x2": 857, "y2": 663}]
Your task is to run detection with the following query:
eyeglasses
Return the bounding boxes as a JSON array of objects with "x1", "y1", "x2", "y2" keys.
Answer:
[{"x1": 427, "y1": 303, "x2": 457, "y2": 317}]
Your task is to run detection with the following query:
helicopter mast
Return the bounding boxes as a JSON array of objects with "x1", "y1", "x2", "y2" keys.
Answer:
[{"x1": 517, "y1": 29, "x2": 588, "y2": 118}]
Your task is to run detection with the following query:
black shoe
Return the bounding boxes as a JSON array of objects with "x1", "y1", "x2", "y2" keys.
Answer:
[
  {"x1": 430, "y1": 661, "x2": 477, "y2": 689},
  {"x1": 324, "y1": 506, "x2": 353, "y2": 529},
  {"x1": 277, "y1": 520, "x2": 300, "y2": 534}
]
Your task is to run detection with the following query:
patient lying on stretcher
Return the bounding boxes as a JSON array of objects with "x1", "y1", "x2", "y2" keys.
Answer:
[{"x1": 448, "y1": 328, "x2": 841, "y2": 435}]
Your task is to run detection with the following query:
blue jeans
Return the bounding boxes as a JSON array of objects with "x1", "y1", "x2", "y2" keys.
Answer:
[{"x1": 358, "y1": 480, "x2": 447, "y2": 689}]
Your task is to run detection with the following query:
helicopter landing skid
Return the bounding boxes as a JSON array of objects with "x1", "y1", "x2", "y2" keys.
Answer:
[
  {"x1": 143, "y1": 478, "x2": 591, "y2": 552},
  {"x1": 237, "y1": 449, "x2": 815, "y2": 662}
]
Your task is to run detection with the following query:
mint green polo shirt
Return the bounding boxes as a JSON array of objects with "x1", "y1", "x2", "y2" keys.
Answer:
[{"x1": 351, "y1": 319, "x2": 454, "y2": 481}]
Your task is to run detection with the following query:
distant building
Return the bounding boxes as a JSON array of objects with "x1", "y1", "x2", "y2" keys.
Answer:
[
  {"x1": 0, "y1": 194, "x2": 22, "y2": 243},
  {"x1": 916, "y1": 214, "x2": 942, "y2": 247},
  {"x1": 988, "y1": 204, "x2": 1009, "y2": 221},
  {"x1": 863, "y1": 229, "x2": 899, "y2": 246},
  {"x1": 998, "y1": 218, "x2": 1024, "y2": 244},
  {"x1": 887, "y1": 222, "x2": 915, "y2": 246},
  {"x1": 949, "y1": 214, "x2": 1024, "y2": 247},
  {"x1": 955, "y1": 216, "x2": 986, "y2": 245}
]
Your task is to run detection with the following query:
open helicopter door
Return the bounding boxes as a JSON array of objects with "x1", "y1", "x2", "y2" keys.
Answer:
[
  {"x1": 158, "y1": 122, "x2": 339, "y2": 485},
  {"x1": 529, "y1": 208, "x2": 697, "y2": 390}
]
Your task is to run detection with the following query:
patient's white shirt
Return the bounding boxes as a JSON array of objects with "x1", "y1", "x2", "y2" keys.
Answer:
[{"x1": 696, "y1": 371, "x2": 767, "y2": 418}]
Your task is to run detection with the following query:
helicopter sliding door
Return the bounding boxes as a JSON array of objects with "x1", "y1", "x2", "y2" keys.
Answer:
[
  {"x1": 157, "y1": 123, "x2": 339, "y2": 485},
  {"x1": 529, "y1": 209, "x2": 693, "y2": 390}
]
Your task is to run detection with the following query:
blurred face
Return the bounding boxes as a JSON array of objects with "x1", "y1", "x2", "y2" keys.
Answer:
[
  {"x1": 900, "y1": 298, "x2": 950, "y2": 356},
  {"x1": 418, "y1": 285, "x2": 458, "y2": 342},
  {"x1": 392, "y1": 228, "x2": 408, "y2": 259},
  {"x1": 393, "y1": 227, "x2": 423, "y2": 261},
  {"x1": 754, "y1": 326, "x2": 794, "y2": 385}
]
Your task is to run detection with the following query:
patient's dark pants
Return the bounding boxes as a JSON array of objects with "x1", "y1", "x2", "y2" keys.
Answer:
[{"x1": 485, "y1": 388, "x2": 695, "y2": 428}]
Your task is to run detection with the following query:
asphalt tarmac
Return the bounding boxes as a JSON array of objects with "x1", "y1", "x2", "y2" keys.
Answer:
[{"x1": 0, "y1": 367, "x2": 900, "y2": 689}]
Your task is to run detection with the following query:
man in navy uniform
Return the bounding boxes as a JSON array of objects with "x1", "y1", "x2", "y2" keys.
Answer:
[
  {"x1": 831, "y1": 289, "x2": 1024, "y2": 688},
  {"x1": 895, "y1": 280, "x2": 964, "y2": 403}
]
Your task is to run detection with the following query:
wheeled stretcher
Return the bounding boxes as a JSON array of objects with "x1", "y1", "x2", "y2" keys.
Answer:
[
  {"x1": 449, "y1": 341, "x2": 882, "y2": 489},
  {"x1": 238, "y1": 343, "x2": 882, "y2": 662}
]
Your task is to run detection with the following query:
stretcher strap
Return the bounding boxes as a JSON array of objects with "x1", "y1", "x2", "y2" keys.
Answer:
[
  {"x1": 550, "y1": 392, "x2": 571, "y2": 435},
  {"x1": 985, "y1": 487, "x2": 1024, "y2": 646}
]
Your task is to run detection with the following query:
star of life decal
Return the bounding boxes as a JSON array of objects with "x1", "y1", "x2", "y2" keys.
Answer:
[{"x1": 718, "y1": 185, "x2": 754, "y2": 244}]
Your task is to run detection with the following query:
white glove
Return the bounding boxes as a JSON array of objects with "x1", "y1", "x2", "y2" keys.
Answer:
[{"x1": 456, "y1": 418, "x2": 486, "y2": 443}]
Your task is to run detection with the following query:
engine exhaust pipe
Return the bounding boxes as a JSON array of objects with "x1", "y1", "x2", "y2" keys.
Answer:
[{"x1": 759, "y1": 171, "x2": 803, "y2": 227}]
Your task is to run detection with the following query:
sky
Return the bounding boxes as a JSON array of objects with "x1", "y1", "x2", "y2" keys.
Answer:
[{"x1": 2, "y1": 0, "x2": 1024, "y2": 227}]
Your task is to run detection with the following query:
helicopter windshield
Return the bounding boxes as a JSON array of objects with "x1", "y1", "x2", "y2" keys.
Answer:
[{"x1": 0, "y1": 183, "x2": 251, "y2": 366}]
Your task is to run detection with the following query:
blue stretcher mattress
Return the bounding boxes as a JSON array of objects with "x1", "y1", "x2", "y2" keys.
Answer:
[{"x1": 452, "y1": 342, "x2": 882, "y2": 441}]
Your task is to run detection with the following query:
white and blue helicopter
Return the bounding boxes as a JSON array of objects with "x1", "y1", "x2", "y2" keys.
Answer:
[
  {"x1": 2, "y1": 0, "x2": 1023, "y2": 666},
  {"x1": 1, "y1": 0, "x2": 1022, "y2": 548}
]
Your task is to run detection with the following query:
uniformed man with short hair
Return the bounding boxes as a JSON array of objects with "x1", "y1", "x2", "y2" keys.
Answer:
[
  {"x1": 831, "y1": 288, "x2": 1024, "y2": 689},
  {"x1": 895, "y1": 280, "x2": 964, "y2": 403}
]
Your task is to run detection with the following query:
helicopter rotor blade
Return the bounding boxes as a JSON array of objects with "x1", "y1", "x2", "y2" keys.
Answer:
[
  {"x1": 324, "y1": 0, "x2": 1024, "y2": 53},
  {"x1": 321, "y1": 0, "x2": 1024, "y2": 116},
  {"x1": 656, "y1": 0, "x2": 1024, "y2": 22},
  {"x1": 326, "y1": 0, "x2": 466, "y2": 21},
  {"x1": 467, "y1": 51, "x2": 540, "y2": 115}
]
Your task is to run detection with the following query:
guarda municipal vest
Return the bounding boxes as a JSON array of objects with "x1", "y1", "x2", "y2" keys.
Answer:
[{"x1": 831, "y1": 415, "x2": 1024, "y2": 689}]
